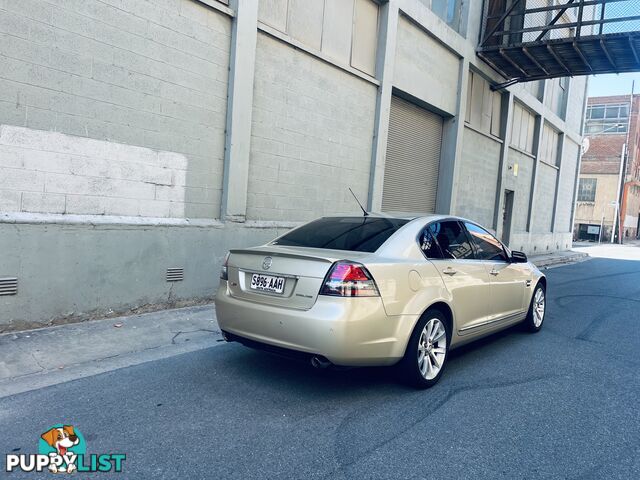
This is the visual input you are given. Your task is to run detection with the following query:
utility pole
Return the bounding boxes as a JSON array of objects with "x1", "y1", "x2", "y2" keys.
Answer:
[
  {"x1": 612, "y1": 142, "x2": 625, "y2": 243},
  {"x1": 613, "y1": 81, "x2": 635, "y2": 244}
]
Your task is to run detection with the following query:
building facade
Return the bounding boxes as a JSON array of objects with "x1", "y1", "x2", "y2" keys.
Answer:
[
  {"x1": 0, "y1": 0, "x2": 587, "y2": 329},
  {"x1": 575, "y1": 94, "x2": 640, "y2": 242}
]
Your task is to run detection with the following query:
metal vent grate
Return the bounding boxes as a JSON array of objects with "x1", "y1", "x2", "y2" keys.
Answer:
[
  {"x1": 0, "y1": 277, "x2": 18, "y2": 296},
  {"x1": 166, "y1": 268, "x2": 184, "y2": 282}
]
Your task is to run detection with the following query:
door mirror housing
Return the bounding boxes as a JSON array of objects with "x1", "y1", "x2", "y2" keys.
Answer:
[{"x1": 511, "y1": 250, "x2": 528, "y2": 263}]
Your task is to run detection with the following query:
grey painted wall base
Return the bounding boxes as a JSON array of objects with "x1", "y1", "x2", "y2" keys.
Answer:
[
  {"x1": 0, "y1": 222, "x2": 286, "y2": 331},
  {"x1": 509, "y1": 232, "x2": 573, "y2": 255}
]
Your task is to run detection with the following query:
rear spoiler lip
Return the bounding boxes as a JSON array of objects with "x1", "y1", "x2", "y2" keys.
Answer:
[{"x1": 228, "y1": 248, "x2": 336, "y2": 264}]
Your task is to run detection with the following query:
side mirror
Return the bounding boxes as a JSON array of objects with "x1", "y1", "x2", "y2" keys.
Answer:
[{"x1": 511, "y1": 250, "x2": 528, "y2": 263}]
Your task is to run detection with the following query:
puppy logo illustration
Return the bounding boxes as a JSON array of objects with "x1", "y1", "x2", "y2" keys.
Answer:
[
  {"x1": 39, "y1": 425, "x2": 85, "y2": 474},
  {"x1": 5, "y1": 423, "x2": 125, "y2": 474}
]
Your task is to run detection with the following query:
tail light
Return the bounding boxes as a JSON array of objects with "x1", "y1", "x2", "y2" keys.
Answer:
[
  {"x1": 220, "y1": 252, "x2": 230, "y2": 280},
  {"x1": 320, "y1": 261, "x2": 379, "y2": 297}
]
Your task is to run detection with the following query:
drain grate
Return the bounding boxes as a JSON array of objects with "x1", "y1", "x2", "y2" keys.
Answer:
[
  {"x1": 166, "y1": 268, "x2": 184, "y2": 282},
  {"x1": 0, "y1": 277, "x2": 18, "y2": 296}
]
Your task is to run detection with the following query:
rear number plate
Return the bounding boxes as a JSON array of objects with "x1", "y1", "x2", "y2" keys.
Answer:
[{"x1": 250, "y1": 273, "x2": 285, "y2": 294}]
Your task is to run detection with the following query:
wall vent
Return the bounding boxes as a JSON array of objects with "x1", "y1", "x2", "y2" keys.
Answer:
[
  {"x1": 0, "y1": 277, "x2": 18, "y2": 296},
  {"x1": 166, "y1": 268, "x2": 184, "y2": 282}
]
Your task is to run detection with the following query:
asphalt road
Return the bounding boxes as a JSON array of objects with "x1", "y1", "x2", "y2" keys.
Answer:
[{"x1": 1, "y1": 257, "x2": 639, "y2": 479}]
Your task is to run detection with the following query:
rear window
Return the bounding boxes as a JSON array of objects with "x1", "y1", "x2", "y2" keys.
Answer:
[{"x1": 272, "y1": 217, "x2": 410, "y2": 252}]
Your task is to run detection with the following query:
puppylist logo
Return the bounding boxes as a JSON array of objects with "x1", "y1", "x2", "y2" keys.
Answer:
[{"x1": 5, "y1": 424, "x2": 126, "y2": 474}]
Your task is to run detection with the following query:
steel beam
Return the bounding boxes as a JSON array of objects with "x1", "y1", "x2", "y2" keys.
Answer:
[
  {"x1": 572, "y1": 42, "x2": 593, "y2": 72},
  {"x1": 629, "y1": 37, "x2": 640, "y2": 66},
  {"x1": 600, "y1": 38, "x2": 616, "y2": 69},
  {"x1": 499, "y1": 48, "x2": 529, "y2": 77},
  {"x1": 523, "y1": 47, "x2": 550, "y2": 75},
  {"x1": 547, "y1": 44, "x2": 572, "y2": 75}
]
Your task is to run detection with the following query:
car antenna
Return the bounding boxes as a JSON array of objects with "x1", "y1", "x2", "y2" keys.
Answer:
[{"x1": 349, "y1": 187, "x2": 369, "y2": 217}]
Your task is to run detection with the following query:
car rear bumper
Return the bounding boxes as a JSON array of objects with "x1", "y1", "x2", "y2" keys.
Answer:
[{"x1": 215, "y1": 281, "x2": 418, "y2": 366}]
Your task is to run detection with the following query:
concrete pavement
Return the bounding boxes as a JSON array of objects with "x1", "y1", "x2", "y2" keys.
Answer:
[
  {"x1": 528, "y1": 249, "x2": 589, "y2": 268},
  {"x1": 0, "y1": 305, "x2": 222, "y2": 398},
  {"x1": 573, "y1": 238, "x2": 640, "y2": 260}
]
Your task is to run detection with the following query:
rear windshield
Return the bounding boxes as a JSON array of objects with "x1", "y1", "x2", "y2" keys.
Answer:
[{"x1": 272, "y1": 217, "x2": 410, "y2": 252}]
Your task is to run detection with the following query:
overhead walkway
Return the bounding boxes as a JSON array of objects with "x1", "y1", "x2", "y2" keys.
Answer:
[{"x1": 477, "y1": 0, "x2": 640, "y2": 88}]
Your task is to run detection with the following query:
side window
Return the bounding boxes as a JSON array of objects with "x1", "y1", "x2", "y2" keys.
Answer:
[
  {"x1": 419, "y1": 226, "x2": 443, "y2": 259},
  {"x1": 464, "y1": 222, "x2": 508, "y2": 261},
  {"x1": 430, "y1": 221, "x2": 474, "y2": 260}
]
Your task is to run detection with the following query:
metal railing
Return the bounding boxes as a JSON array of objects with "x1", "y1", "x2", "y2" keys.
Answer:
[
  {"x1": 481, "y1": 0, "x2": 640, "y2": 48},
  {"x1": 478, "y1": 0, "x2": 640, "y2": 86}
]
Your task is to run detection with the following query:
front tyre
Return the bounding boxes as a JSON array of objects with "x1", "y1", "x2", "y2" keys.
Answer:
[
  {"x1": 524, "y1": 283, "x2": 546, "y2": 333},
  {"x1": 399, "y1": 309, "x2": 450, "y2": 389}
]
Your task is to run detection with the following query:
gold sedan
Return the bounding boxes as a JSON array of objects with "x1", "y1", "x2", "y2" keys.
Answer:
[{"x1": 215, "y1": 215, "x2": 546, "y2": 388}]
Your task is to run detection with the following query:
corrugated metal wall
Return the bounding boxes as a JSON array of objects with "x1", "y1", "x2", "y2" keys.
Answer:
[{"x1": 382, "y1": 96, "x2": 443, "y2": 214}]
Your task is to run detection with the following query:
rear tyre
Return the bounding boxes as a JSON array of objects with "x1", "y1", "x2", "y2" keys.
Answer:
[
  {"x1": 523, "y1": 283, "x2": 546, "y2": 333},
  {"x1": 398, "y1": 309, "x2": 450, "y2": 389}
]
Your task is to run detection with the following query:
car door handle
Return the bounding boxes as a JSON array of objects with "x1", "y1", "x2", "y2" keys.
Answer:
[
  {"x1": 489, "y1": 269, "x2": 499, "y2": 276},
  {"x1": 442, "y1": 267, "x2": 457, "y2": 276}
]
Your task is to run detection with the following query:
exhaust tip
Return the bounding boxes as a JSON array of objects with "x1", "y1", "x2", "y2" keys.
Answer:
[{"x1": 310, "y1": 355, "x2": 332, "y2": 369}]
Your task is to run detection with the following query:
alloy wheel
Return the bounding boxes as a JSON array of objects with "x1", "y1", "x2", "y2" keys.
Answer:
[
  {"x1": 533, "y1": 288, "x2": 545, "y2": 327},
  {"x1": 417, "y1": 318, "x2": 447, "y2": 380}
]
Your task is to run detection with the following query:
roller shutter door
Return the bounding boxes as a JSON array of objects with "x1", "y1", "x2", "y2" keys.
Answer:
[{"x1": 381, "y1": 95, "x2": 443, "y2": 214}]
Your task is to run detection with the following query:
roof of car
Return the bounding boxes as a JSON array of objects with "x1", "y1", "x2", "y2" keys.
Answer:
[
  {"x1": 336, "y1": 213, "x2": 475, "y2": 223},
  {"x1": 320, "y1": 213, "x2": 482, "y2": 224},
  {"x1": 322, "y1": 213, "x2": 451, "y2": 221}
]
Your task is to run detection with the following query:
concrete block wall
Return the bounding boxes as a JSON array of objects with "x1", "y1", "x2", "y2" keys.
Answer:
[
  {"x1": 505, "y1": 148, "x2": 534, "y2": 234},
  {"x1": 246, "y1": 33, "x2": 376, "y2": 222},
  {"x1": 510, "y1": 231, "x2": 573, "y2": 255},
  {"x1": 456, "y1": 127, "x2": 502, "y2": 228},
  {"x1": 393, "y1": 15, "x2": 459, "y2": 116},
  {"x1": 532, "y1": 163, "x2": 558, "y2": 232},
  {"x1": 0, "y1": 0, "x2": 231, "y2": 218},
  {"x1": 565, "y1": 77, "x2": 588, "y2": 133},
  {"x1": 0, "y1": 125, "x2": 198, "y2": 217},
  {"x1": 555, "y1": 139, "x2": 580, "y2": 232}
]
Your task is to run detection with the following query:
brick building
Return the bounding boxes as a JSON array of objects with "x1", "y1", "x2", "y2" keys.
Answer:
[
  {"x1": 575, "y1": 94, "x2": 640, "y2": 241},
  {"x1": 0, "y1": 0, "x2": 587, "y2": 329}
]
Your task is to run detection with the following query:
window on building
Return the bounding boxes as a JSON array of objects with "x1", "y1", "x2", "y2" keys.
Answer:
[
  {"x1": 585, "y1": 123, "x2": 627, "y2": 135},
  {"x1": 510, "y1": 102, "x2": 536, "y2": 154},
  {"x1": 466, "y1": 70, "x2": 502, "y2": 138},
  {"x1": 585, "y1": 103, "x2": 629, "y2": 135},
  {"x1": 351, "y1": 0, "x2": 379, "y2": 75},
  {"x1": 287, "y1": 0, "x2": 325, "y2": 50},
  {"x1": 544, "y1": 77, "x2": 568, "y2": 119},
  {"x1": 258, "y1": 0, "x2": 380, "y2": 76},
  {"x1": 588, "y1": 106, "x2": 605, "y2": 119},
  {"x1": 430, "y1": 0, "x2": 463, "y2": 32},
  {"x1": 577, "y1": 178, "x2": 597, "y2": 202},
  {"x1": 540, "y1": 122, "x2": 560, "y2": 166},
  {"x1": 524, "y1": 80, "x2": 543, "y2": 101}
]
